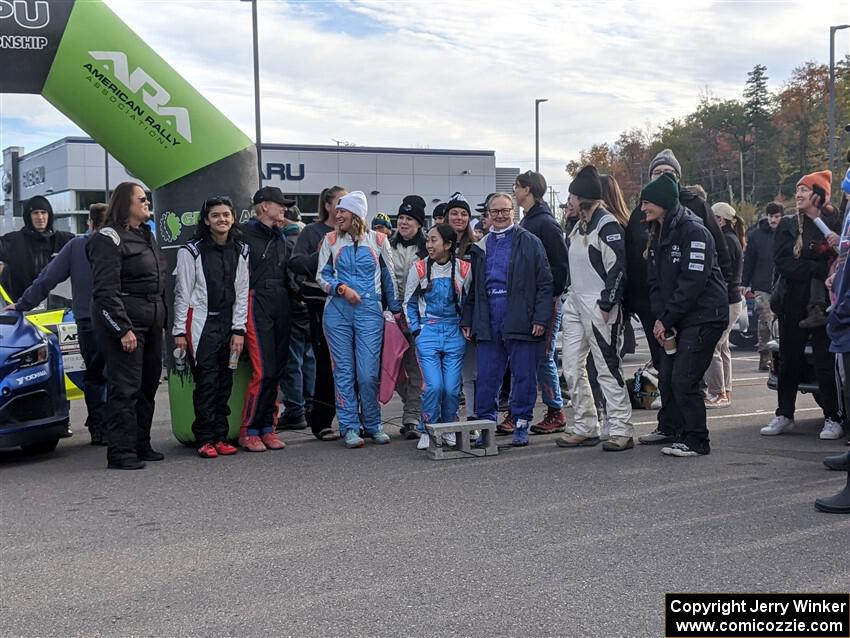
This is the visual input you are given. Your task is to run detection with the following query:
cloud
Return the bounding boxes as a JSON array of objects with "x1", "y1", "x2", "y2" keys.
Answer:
[{"x1": 2, "y1": 0, "x2": 849, "y2": 202}]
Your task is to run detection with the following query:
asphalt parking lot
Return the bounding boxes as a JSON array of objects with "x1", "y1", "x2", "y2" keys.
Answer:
[{"x1": 2, "y1": 340, "x2": 849, "y2": 637}]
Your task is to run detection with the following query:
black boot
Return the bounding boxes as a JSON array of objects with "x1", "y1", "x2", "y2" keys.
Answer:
[
  {"x1": 107, "y1": 456, "x2": 146, "y2": 470},
  {"x1": 815, "y1": 454, "x2": 850, "y2": 513},
  {"x1": 89, "y1": 431, "x2": 107, "y2": 446},
  {"x1": 824, "y1": 451, "x2": 850, "y2": 471},
  {"x1": 136, "y1": 444, "x2": 165, "y2": 462}
]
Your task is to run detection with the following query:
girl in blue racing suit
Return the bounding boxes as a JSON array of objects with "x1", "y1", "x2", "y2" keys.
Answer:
[
  {"x1": 316, "y1": 191, "x2": 402, "y2": 448},
  {"x1": 404, "y1": 224, "x2": 472, "y2": 450}
]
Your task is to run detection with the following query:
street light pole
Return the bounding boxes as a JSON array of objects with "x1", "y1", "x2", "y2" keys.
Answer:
[
  {"x1": 829, "y1": 25, "x2": 850, "y2": 182},
  {"x1": 535, "y1": 98, "x2": 548, "y2": 173},
  {"x1": 243, "y1": 0, "x2": 263, "y2": 189}
]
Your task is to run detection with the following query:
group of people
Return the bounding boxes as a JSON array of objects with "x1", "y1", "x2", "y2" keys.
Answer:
[{"x1": 3, "y1": 150, "x2": 850, "y2": 513}]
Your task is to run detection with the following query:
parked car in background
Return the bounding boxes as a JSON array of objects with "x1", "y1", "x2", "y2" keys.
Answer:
[{"x1": 730, "y1": 291, "x2": 757, "y2": 350}]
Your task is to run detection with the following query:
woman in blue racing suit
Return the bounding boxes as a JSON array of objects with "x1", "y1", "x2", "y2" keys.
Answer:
[
  {"x1": 404, "y1": 224, "x2": 472, "y2": 450},
  {"x1": 316, "y1": 191, "x2": 402, "y2": 448}
]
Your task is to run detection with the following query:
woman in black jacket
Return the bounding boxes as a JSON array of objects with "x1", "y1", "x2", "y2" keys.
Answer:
[
  {"x1": 88, "y1": 182, "x2": 167, "y2": 470},
  {"x1": 641, "y1": 174, "x2": 727, "y2": 457}
]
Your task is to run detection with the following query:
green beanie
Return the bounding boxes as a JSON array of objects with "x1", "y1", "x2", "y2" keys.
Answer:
[{"x1": 640, "y1": 172, "x2": 680, "y2": 210}]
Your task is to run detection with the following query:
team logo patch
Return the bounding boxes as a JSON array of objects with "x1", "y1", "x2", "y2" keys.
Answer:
[
  {"x1": 688, "y1": 262, "x2": 704, "y2": 271},
  {"x1": 606, "y1": 234, "x2": 621, "y2": 242},
  {"x1": 691, "y1": 241, "x2": 706, "y2": 249},
  {"x1": 691, "y1": 252, "x2": 705, "y2": 260}
]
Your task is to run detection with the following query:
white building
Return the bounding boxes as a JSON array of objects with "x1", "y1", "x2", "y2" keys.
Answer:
[{"x1": 2, "y1": 138, "x2": 518, "y2": 233}]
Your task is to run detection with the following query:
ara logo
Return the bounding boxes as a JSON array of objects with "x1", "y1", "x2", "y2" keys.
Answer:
[
  {"x1": 264, "y1": 163, "x2": 305, "y2": 182},
  {"x1": 88, "y1": 50, "x2": 192, "y2": 143},
  {"x1": 0, "y1": 0, "x2": 49, "y2": 29}
]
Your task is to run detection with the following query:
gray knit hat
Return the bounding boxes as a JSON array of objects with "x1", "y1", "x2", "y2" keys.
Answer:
[{"x1": 649, "y1": 149, "x2": 682, "y2": 179}]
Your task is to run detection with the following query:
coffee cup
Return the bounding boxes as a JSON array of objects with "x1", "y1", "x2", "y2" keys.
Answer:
[{"x1": 662, "y1": 330, "x2": 677, "y2": 355}]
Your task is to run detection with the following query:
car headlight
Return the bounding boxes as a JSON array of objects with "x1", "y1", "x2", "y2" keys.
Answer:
[{"x1": 11, "y1": 342, "x2": 49, "y2": 368}]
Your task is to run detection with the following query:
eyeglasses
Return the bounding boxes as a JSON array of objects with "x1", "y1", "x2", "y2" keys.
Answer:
[
  {"x1": 488, "y1": 207, "x2": 513, "y2": 216},
  {"x1": 650, "y1": 168, "x2": 677, "y2": 178}
]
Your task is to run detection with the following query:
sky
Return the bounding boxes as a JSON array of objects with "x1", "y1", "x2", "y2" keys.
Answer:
[{"x1": 1, "y1": 0, "x2": 849, "y2": 206}]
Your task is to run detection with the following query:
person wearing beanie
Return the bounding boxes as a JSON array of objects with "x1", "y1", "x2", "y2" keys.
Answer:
[
  {"x1": 742, "y1": 202, "x2": 784, "y2": 370},
  {"x1": 316, "y1": 190, "x2": 402, "y2": 448},
  {"x1": 0, "y1": 194, "x2": 74, "y2": 301},
  {"x1": 761, "y1": 169, "x2": 844, "y2": 441},
  {"x1": 237, "y1": 186, "x2": 297, "y2": 452},
  {"x1": 461, "y1": 193, "x2": 554, "y2": 448},
  {"x1": 513, "y1": 170, "x2": 569, "y2": 435},
  {"x1": 172, "y1": 195, "x2": 248, "y2": 458},
  {"x1": 371, "y1": 212, "x2": 394, "y2": 237},
  {"x1": 641, "y1": 175, "x2": 727, "y2": 457},
  {"x1": 555, "y1": 166, "x2": 633, "y2": 451},
  {"x1": 703, "y1": 202, "x2": 745, "y2": 409},
  {"x1": 432, "y1": 202, "x2": 447, "y2": 226},
  {"x1": 388, "y1": 195, "x2": 428, "y2": 437},
  {"x1": 626, "y1": 151, "x2": 732, "y2": 445}
]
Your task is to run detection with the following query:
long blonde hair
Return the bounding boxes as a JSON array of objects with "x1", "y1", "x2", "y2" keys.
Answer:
[{"x1": 338, "y1": 214, "x2": 367, "y2": 241}]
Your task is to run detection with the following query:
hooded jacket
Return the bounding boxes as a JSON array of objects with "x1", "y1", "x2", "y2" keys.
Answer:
[
  {"x1": 519, "y1": 200, "x2": 569, "y2": 296},
  {"x1": 721, "y1": 223, "x2": 743, "y2": 304},
  {"x1": 0, "y1": 195, "x2": 74, "y2": 300},
  {"x1": 742, "y1": 217, "x2": 776, "y2": 294}
]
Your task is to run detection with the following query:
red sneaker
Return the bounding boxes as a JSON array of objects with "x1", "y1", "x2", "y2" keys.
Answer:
[
  {"x1": 496, "y1": 412, "x2": 515, "y2": 436},
  {"x1": 198, "y1": 442, "x2": 218, "y2": 458},
  {"x1": 240, "y1": 435, "x2": 267, "y2": 452},
  {"x1": 531, "y1": 408, "x2": 567, "y2": 435},
  {"x1": 260, "y1": 432, "x2": 286, "y2": 450},
  {"x1": 214, "y1": 441, "x2": 238, "y2": 455}
]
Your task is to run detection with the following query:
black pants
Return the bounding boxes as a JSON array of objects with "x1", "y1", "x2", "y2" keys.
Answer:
[
  {"x1": 305, "y1": 298, "x2": 336, "y2": 437},
  {"x1": 242, "y1": 290, "x2": 290, "y2": 432},
  {"x1": 632, "y1": 300, "x2": 661, "y2": 370},
  {"x1": 77, "y1": 318, "x2": 109, "y2": 437},
  {"x1": 776, "y1": 313, "x2": 839, "y2": 420},
  {"x1": 191, "y1": 315, "x2": 234, "y2": 444},
  {"x1": 98, "y1": 310, "x2": 163, "y2": 461},
  {"x1": 657, "y1": 323, "x2": 724, "y2": 453}
]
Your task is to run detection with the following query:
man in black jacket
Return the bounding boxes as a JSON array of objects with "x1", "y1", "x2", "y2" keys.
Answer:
[
  {"x1": 642, "y1": 173, "x2": 727, "y2": 456},
  {"x1": 742, "y1": 202, "x2": 783, "y2": 370},
  {"x1": 0, "y1": 195, "x2": 74, "y2": 300},
  {"x1": 515, "y1": 171, "x2": 569, "y2": 434}
]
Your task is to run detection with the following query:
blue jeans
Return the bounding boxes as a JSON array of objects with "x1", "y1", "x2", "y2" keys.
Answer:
[
  {"x1": 536, "y1": 297, "x2": 563, "y2": 410},
  {"x1": 282, "y1": 329, "x2": 315, "y2": 421}
]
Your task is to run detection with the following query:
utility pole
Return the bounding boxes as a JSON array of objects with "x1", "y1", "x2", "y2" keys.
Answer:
[
  {"x1": 548, "y1": 186, "x2": 558, "y2": 211},
  {"x1": 739, "y1": 150, "x2": 745, "y2": 203},
  {"x1": 829, "y1": 25, "x2": 850, "y2": 182},
  {"x1": 535, "y1": 98, "x2": 548, "y2": 173},
  {"x1": 103, "y1": 148, "x2": 110, "y2": 203},
  {"x1": 243, "y1": 0, "x2": 263, "y2": 188}
]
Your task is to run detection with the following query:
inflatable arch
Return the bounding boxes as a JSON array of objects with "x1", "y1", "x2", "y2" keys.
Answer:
[{"x1": 2, "y1": 0, "x2": 259, "y2": 442}]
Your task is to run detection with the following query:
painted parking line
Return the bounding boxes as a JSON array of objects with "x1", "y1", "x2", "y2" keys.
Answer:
[{"x1": 631, "y1": 406, "x2": 821, "y2": 427}]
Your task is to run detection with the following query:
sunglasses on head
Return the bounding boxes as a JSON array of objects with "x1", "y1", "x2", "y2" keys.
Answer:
[{"x1": 202, "y1": 195, "x2": 234, "y2": 213}]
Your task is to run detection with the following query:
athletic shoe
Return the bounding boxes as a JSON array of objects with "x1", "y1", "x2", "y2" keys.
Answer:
[
  {"x1": 442, "y1": 432, "x2": 457, "y2": 447},
  {"x1": 371, "y1": 431, "x2": 391, "y2": 445},
  {"x1": 555, "y1": 433, "x2": 600, "y2": 448},
  {"x1": 705, "y1": 393, "x2": 730, "y2": 409},
  {"x1": 198, "y1": 443, "x2": 218, "y2": 458},
  {"x1": 279, "y1": 415, "x2": 308, "y2": 430},
  {"x1": 638, "y1": 429, "x2": 675, "y2": 445},
  {"x1": 399, "y1": 423, "x2": 420, "y2": 440},
  {"x1": 819, "y1": 418, "x2": 845, "y2": 441},
  {"x1": 496, "y1": 412, "x2": 515, "y2": 435},
  {"x1": 661, "y1": 443, "x2": 700, "y2": 457},
  {"x1": 344, "y1": 430, "x2": 365, "y2": 448},
  {"x1": 760, "y1": 415, "x2": 794, "y2": 436},
  {"x1": 417, "y1": 433, "x2": 431, "y2": 450},
  {"x1": 240, "y1": 435, "x2": 267, "y2": 452},
  {"x1": 530, "y1": 408, "x2": 567, "y2": 435},
  {"x1": 602, "y1": 435, "x2": 634, "y2": 452},
  {"x1": 512, "y1": 420, "x2": 530, "y2": 447},
  {"x1": 260, "y1": 432, "x2": 286, "y2": 450},
  {"x1": 214, "y1": 441, "x2": 238, "y2": 455}
]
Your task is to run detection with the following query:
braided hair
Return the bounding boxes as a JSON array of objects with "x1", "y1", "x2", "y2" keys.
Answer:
[
  {"x1": 424, "y1": 224, "x2": 461, "y2": 314},
  {"x1": 793, "y1": 211, "x2": 805, "y2": 258}
]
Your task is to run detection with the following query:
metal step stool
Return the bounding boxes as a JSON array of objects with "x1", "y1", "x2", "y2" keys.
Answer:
[{"x1": 425, "y1": 420, "x2": 498, "y2": 460}]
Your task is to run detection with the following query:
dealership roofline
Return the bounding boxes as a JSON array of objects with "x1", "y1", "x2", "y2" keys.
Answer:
[{"x1": 14, "y1": 137, "x2": 496, "y2": 161}]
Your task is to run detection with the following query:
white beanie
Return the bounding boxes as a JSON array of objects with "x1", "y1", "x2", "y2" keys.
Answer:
[
  {"x1": 712, "y1": 202, "x2": 737, "y2": 221},
  {"x1": 336, "y1": 190, "x2": 368, "y2": 221}
]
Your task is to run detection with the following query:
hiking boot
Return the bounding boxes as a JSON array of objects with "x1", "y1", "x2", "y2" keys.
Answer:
[
  {"x1": 107, "y1": 456, "x2": 146, "y2": 470},
  {"x1": 344, "y1": 430, "x2": 365, "y2": 448},
  {"x1": 370, "y1": 431, "x2": 391, "y2": 445},
  {"x1": 530, "y1": 408, "x2": 566, "y2": 435},
  {"x1": 556, "y1": 433, "x2": 600, "y2": 448},
  {"x1": 137, "y1": 445, "x2": 165, "y2": 461},
  {"x1": 417, "y1": 433, "x2": 431, "y2": 450},
  {"x1": 602, "y1": 435, "x2": 634, "y2": 452},
  {"x1": 824, "y1": 451, "x2": 850, "y2": 471},
  {"x1": 496, "y1": 412, "x2": 515, "y2": 436},
  {"x1": 758, "y1": 352, "x2": 771, "y2": 371},
  {"x1": 240, "y1": 435, "x2": 267, "y2": 452},
  {"x1": 799, "y1": 304, "x2": 828, "y2": 328},
  {"x1": 279, "y1": 414, "x2": 308, "y2": 431},
  {"x1": 260, "y1": 432, "x2": 286, "y2": 450},
  {"x1": 661, "y1": 442, "x2": 703, "y2": 457},
  {"x1": 638, "y1": 429, "x2": 675, "y2": 445},
  {"x1": 214, "y1": 441, "x2": 238, "y2": 455},
  {"x1": 198, "y1": 443, "x2": 218, "y2": 459},
  {"x1": 760, "y1": 415, "x2": 794, "y2": 436},
  {"x1": 705, "y1": 392, "x2": 730, "y2": 409},
  {"x1": 512, "y1": 420, "x2": 530, "y2": 447},
  {"x1": 819, "y1": 418, "x2": 845, "y2": 441},
  {"x1": 399, "y1": 423, "x2": 420, "y2": 440}
]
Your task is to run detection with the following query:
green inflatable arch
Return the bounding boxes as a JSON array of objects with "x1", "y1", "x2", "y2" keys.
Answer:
[{"x1": 1, "y1": 0, "x2": 260, "y2": 443}]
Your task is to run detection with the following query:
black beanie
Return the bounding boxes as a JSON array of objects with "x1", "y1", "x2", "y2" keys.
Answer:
[
  {"x1": 568, "y1": 165, "x2": 602, "y2": 200},
  {"x1": 445, "y1": 192, "x2": 471, "y2": 215},
  {"x1": 398, "y1": 195, "x2": 426, "y2": 227},
  {"x1": 640, "y1": 172, "x2": 680, "y2": 211},
  {"x1": 432, "y1": 202, "x2": 447, "y2": 220}
]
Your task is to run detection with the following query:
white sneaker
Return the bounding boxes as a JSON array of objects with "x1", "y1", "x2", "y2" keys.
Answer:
[
  {"x1": 819, "y1": 418, "x2": 845, "y2": 440},
  {"x1": 442, "y1": 432, "x2": 457, "y2": 447},
  {"x1": 760, "y1": 415, "x2": 794, "y2": 436},
  {"x1": 650, "y1": 396, "x2": 662, "y2": 410},
  {"x1": 417, "y1": 433, "x2": 430, "y2": 450}
]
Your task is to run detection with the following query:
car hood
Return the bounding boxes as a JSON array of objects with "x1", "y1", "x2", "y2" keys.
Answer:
[{"x1": 0, "y1": 312, "x2": 44, "y2": 351}]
